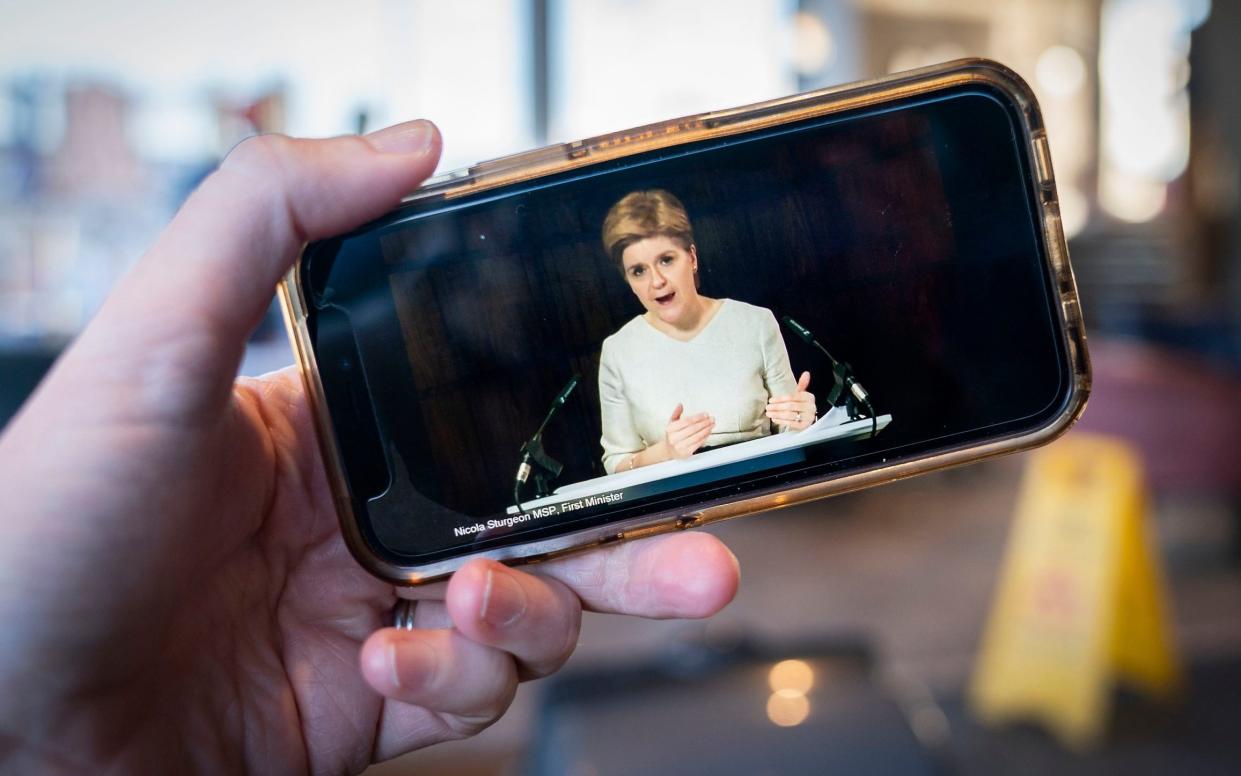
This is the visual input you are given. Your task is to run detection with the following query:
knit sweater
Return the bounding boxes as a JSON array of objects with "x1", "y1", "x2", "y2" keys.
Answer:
[{"x1": 598, "y1": 299, "x2": 801, "y2": 474}]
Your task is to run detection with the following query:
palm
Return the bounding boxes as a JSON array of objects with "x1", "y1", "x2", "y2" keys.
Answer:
[
  {"x1": 150, "y1": 369, "x2": 449, "y2": 773},
  {"x1": 0, "y1": 359, "x2": 530, "y2": 773},
  {"x1": 48, "y1": 364, "x2": 480, "y2": 772},
  {"x1": 0, "y1": 126, "x2": 740, "y2": 775}
]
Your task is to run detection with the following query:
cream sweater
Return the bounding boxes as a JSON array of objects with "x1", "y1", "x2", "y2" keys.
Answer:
[{"x1": 598, "y1": 299, "x2": 801, "y2": 474}]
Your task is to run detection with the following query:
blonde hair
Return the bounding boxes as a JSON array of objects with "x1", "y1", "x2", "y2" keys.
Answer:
[{"x1": 601, "y1": 189, "x2": 695, "y2": 268}]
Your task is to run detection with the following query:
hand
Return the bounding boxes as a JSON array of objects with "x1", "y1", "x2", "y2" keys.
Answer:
[
  {"x1": 0, "y1": 122, "x2": 740, "y2": 774},
  {"x1": 766, "y1": 371, "x2": 816, "y2": 430},
  {"x1": 663, "y1": 402, "x2": 715, "y2": 459}
]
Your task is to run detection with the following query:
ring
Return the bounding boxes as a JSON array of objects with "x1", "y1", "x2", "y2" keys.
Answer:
[
  {"x1": 796, "y1": 412, "x2": 802, "y2": 423},
  {"x1": 393, "y1": 599, "x2": 416, "y2": 631}
]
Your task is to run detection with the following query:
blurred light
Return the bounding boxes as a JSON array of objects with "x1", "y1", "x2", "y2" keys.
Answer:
[
  {"x1": 791, "y1": 12, "x2": 835, "y2": 76},
  {"x1": 1100, "y1": 169, "x2": 1167, "y2": 222},
  {"x1": 1098, "y1": 0, "x2": 1206, "y2": 220},
  {"x1": 887, "y1": 42, "x2": 967, "y2": 75},
  {"x1": 133, "y1": 95, "x2": 216, "y2": 161},
  {"x1": 768, "y1": 659, "x2": 815, "y2": 694},
  {"x1": 551, "y1": 0, "x2": 793, "y2": 142},
  {"x1": 766, "y1": 689, "x2": 811, "y2": 727},
  {"x1": 1181, "y1": 0, "x2": 1212, "y2": 29},
  {"x1": 1035, "y1": 46, "x2": 1086, "y2": 99},
  {"x1": 1103, "y1": 92, "x2": 1190, "y2": 181},
  {"x1": 1059, "y1": 184, "x2": 1089, "y2": 239}
]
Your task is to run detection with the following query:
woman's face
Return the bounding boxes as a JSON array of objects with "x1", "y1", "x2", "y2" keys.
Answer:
[{"x1": 620, "y1": 235, "x2": 700, "y2": 326}]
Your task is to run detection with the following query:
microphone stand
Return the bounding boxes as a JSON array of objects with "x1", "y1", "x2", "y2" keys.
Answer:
[
  {"x1": 513, "y1": 375, "x2": 580, "y2": 516},
  {"x1": 781, "y1": 317, "x2": 878, "y2": 439}
]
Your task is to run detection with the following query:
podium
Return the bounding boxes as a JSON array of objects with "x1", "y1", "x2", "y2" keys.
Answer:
[{"x1": 508, "y1": 413, "x2": 891, "y2": 515}]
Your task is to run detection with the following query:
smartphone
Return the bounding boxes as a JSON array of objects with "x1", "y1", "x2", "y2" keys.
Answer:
[{"x1": 280, "y1": 58, "x2": 1090, "y2": 584}]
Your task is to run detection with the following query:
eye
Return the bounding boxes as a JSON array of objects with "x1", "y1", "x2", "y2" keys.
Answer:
[
  {"x1": 659, "y1": 254, "x2": 675, "y2": 265},
  {"x1": 629, "y1": 266, "x2": 645, "y2": 277}
]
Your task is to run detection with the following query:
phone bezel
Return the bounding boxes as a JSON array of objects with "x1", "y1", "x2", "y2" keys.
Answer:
[{"x1": 278, "y1": 58, "x2": 1090, "y2": 585}]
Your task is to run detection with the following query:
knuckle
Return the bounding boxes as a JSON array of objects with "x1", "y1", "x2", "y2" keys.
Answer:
[
  {"x1": 214, "y1": 134, "x2": 295, "y2": 213},
  {"x1": 222, "y1": 133, "x2": 291, "y2": 176},
  {"x1": 604, "y1": 541, "x2": 638, "y2": 609},
  {"x1": 436, "y1": 707, "x2": 504, "y2": 740},
  {"x1": 435, "y1": 666, "x2": 519, "y2": 739}
]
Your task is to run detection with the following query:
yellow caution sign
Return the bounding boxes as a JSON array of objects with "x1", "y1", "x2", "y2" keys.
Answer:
[{"x1": 969, "y1": 433, "x2": 1181, "y2": 749}]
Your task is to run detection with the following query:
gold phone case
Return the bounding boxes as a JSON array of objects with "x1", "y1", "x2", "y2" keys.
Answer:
[{"x1": 279, "y1": 58, "x2": 1090, "y2": 585}]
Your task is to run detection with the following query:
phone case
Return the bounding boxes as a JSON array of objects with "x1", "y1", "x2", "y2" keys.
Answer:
[{"x1": 279, "y1": 58, "x2": 1090, "y2": 585}]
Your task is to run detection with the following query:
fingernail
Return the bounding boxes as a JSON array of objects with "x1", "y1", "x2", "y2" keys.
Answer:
[
  {"x1": 480, "y1": 566, "x2": 527, "y2": 628},
  {"x1": 388, "y1": 637, "x2": 437, "y2": 690},
  {"x1": 366, "y1": 119, "x2": 436, "y2": 154}
]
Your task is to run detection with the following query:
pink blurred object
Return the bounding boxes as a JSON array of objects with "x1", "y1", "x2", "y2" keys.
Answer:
[{"x1": 1074, "y1": 338, "x2": 1241, "y2": 492}]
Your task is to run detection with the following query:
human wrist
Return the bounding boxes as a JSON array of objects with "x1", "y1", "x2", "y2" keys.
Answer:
[{"x1": 647, "y1": 441, "x2": 672, "y2": 465}]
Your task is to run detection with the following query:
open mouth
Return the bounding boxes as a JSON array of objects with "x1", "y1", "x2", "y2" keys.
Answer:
[{"x1": 654, "y1": 291, "x2": 676, "y2": 305}]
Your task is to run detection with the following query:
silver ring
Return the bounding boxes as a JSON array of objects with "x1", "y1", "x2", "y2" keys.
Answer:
[{"x1": 392, "y1": 599, "x2": 416, "y2": 631}]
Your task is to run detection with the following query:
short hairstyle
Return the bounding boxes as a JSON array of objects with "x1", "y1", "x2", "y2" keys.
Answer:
[{"x1": 601, "y1": 189, "x2": 695, "y2": 268}]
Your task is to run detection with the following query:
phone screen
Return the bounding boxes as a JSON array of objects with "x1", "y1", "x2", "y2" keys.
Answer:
[{"x1": 303, "y1": 83, "x2": 1069, "y2": 565}]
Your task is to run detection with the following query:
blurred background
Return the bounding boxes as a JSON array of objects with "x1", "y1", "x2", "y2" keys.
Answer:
[{"x1": 2, "y1": 0, "x2": 1239, "y2": 774}]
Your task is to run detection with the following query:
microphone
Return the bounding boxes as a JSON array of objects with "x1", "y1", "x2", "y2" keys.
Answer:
[
  {"x1": 783, "y1": 316, "x2": 816, "y2": 346},
  {"x1": 514, "y1": 375, "x2": 581, "y2": 513},
  {"x1": 552, "y1": 374, "x2": 580, "y2": 409},
  {"x1": 518, "y1": 375, "x2": 580, "y2": 485},
  {"x1": 533, "y1": 375, "x2": 580, "y2": 442},
  {"x1": 780, "y1": 316, "x2": 876, "y2": 432}
]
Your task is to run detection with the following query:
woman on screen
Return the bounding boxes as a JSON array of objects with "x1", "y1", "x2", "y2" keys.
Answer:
[{"x1": 598, "y1": 189, "x2": 836, "y2": 474}]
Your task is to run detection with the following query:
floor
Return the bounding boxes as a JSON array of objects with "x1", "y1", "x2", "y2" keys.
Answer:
[{"x1": 369, "y1": 451, "x2": 1241, "y2": 775}]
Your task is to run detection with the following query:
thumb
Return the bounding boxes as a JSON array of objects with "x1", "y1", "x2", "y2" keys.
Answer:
[
  {"x1": 669, "y1": 403, "x2": 684, "y2": 422},
  {"x1": 50, "y1": 120, "x2": 442, "y2": 422},
  {"x1": 797, "y1": 371, "x2": 812, "y2": 392},
  {"x1": 112, "y1": 119, "x2": 439, "y2": 352}
]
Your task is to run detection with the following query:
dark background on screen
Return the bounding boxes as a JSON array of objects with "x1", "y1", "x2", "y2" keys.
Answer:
[{"x1": 309, "y1": 90, "x2": 1064, "y2": 558}]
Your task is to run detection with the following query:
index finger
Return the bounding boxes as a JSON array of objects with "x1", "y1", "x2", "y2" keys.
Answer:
[
  {"x1": 670, "y1": 414, "x2": 713, "y2": 432},
  {"x1": 766, "y1": 398, "x2": 805, "y2": 408},
  {"x1": 534, "y1": 532, "x2": 740, "y2": 619}
]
